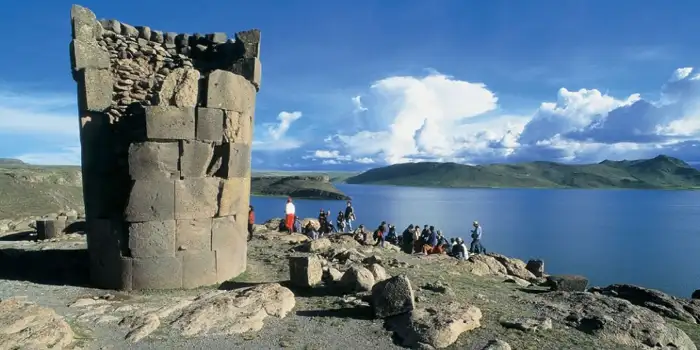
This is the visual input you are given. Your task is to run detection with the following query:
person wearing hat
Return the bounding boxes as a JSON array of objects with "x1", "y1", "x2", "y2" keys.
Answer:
[
  {"x1": 470, "y1": 221, "x2": 485, "y2": 254},
  {"x1": 284, "y1": 197, "x2": 295, "y2": 234}
]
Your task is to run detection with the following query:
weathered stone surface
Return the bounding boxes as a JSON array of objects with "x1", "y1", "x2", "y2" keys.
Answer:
[
  {"x1": 211, "y1": 215, "x2": 239, "y2": 250},
  {"x1": 388, "y1": 302, "x2": 482, "y2": 349},
  {"x1": 76, "y1": 68, "x2": 112, "y2": 112},
  {"x1": 223, "y1": 110, "x2": 253, "y2": 144},
  {"x1": 289, "y1": 256, "x2": 323, "y2": 288},
  {"x1": 70, "y1": 39, "x2": 110, "y2": 71},
  {"x1": 132, "y1": 256, "x2": 183, "y2": 289},
  {"x1": 176, "y1": 218, "x2": 212, "y2": 251},
  {"x1": 371, "y1": 274, "x2": 415, "y2": 318},
  {"x1": 128, "y1": 220, "x2": 176, "y2": 258},
  {"x1": 482, "y1": 339, "x2": 512, "y2": 350},
  {"x1": 179, "y1": 251, "x2": 217, "y2": 288},
  {"x1": 323, "y1": 266, "x2": 343, "y2": 283},
  {"x1": 121, "y1": 22, "x2": 139, "y2": 37},
  {"x1": 225, "y1": 143, "x2": 252, "y2": 178},
  {"x1": 590, "y1": 284, "x2": 700, "y2": 324},
  {"x1": 71, "y1": 5, "x2": 100, "y2": 41},
  {"x1": 101, "y1": 19, "x2": 121, "y2": 33},
  {"x1": 174, "y1": 178, "x2": 220, "y2": 219},
  {"x1": 124, "y1": 179, "x2": 175, "y2": 222},
  {"x1": 367, "y1": 263, "x2": 390, "y2": 282},
  {"x1": 150, "y1": 30, "x2": 164, "y2": 43},
  {"x1": 217, "y1": 177, "x2": 249, "y2": 216},
  {"x1": 206, "y1": 70, "x2": 256, "y2": 113},
  {"x1": 235, "y1": 29, "x2": 261, "y2": 58},
  {"x1": 144, "y1": 106, "x2": 196, "y2": 140},
  {"x1": 525, "y1": 259, "x2": 544, "y2": 277},
  {"x1": 488, "y1": 253, "x2": 536, "y2": 281},
  {"x1": 137, "y1": 26, "x2": 151, "y2": 40},
  {"x1": 171, "y1": 284, "x2": 294, "y2": 336},
  {"x1": 547, "y1": 274, "x2": 589, "y2": 292},
  {"x1": 207, "y1": 32, "x2": 227, "y2": 43},
  {"x1": 250, "y1": 57, "x2": 262, "y2": 90},
  {"x1": 466, "y1": 254, "x2": 507, "y2": 276},
  {"x1": 539, "y1": 291, "x2": 696, "y2": 350},
  {"x1": 341, "y1": 265, "x2": 375, "y2": 292},
  {"x1": 196, "y1": 107, "x2": 225, "y2": 142},
  {"x1": 0, "y1": 298, "x2": 75, "y2": 349},
  {"x1": 298, "y1": 237, "x2": 331, "y2": 253},
  {"x1": 157, "y1": 68, "x2": 200, "y2": 107},
  {"x1": 128, "y1": 141, "x2": 179, "y2": 180},
  {"x1": 36, "y1": 218, "x2": 67, "y2": 240},
  {"x1": 180, "y1": 140, "x2": 213, "y2": 178},
  {"x1": 215, "y1": 246, "x2": 246, "y2": 283}
]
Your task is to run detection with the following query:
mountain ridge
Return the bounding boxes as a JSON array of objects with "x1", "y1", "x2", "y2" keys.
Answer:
[{"x1": 345, "y1": 155, "x2": 700, "y2": 189}]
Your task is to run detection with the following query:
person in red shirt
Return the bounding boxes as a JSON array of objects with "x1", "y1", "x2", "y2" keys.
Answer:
[{"x1": 248, "y1": 205, "x2": 255, "y2": 241}]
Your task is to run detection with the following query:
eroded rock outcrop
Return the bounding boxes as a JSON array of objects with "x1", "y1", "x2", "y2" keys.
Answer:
[
  {"x1": 387, "y1": 302, "x2": 482, "y2": 349},
  {"x1": 590, "y1": 284, "x2": 700, "y2": 324},
  {"x1": 0, "y1": 298, "x2": 75, "y2": 349}
]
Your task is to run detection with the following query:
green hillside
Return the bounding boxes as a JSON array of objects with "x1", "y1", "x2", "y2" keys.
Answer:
[{"x1": 345, "y1": 155, "x2": 700, "y2": 190}]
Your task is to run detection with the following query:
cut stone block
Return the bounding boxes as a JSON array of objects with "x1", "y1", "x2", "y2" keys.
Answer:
[
  {"x1": 235, "y1": 29, "x2": 261, "y2": 59},
  {"x1": 179, "y1": 251, "x2": 217, "y2": 288},
  {"x1": 174, "y1": 178, "x2": 220, "y2": 219},
  {"x1": 175, "y1": 218, "x2": 212, "y2": 251},
  {"x1": 226, "y1": 143, "x2": 252, "y2": 178},
  {"x1": 132, "y1": 256, "x2": 183, "y2": 290},
  {"x1": 180, "y1": 140, "x2": 214, "y2": 178},
  {"x1": 127, "y1": 220, "x2": 176, "y2": 258},
  {"x1": 289, "y1": 256, "x2": 323, "y2": 288},
  {"x1": 211, "y1": 215, "x2": 237, "y2": 250},
  {"x1": 196, "y1": 107, "x2": 225, "y2": 142},
  {"x1": 214, "y1": 243, "x2": 246, "y2": 283},
  {"x1": 71, "y1": 5, "x2": 101, "y2": 41},
  {"x1": 124, "y1": 179, "x2": 176, "y2": 222},
  {"x1": 128, "y1": 141, "x2": 179, "y2": 180},
  {"x1": 157, "y1": 68, "x2": 200, "y2": 107},
  {"x1": 76, "y1": 68, "x2": 112, "y2": 112},
  {"x1": 143, "y1": 106, "x2": 195, "y2": 140},
  {"x1": 223, "y1": 110, "x2": 253, "y2": 144},
  {"x1": 70, "y1": 39, "x2": 110, "y2": 71},
  {"x1": 205, "y1": 70, "x2": 257, "y2": 114},
  {"x1": 36, "y1": 218, "x2": 67, "y2": 240},
  {"x1": 218, "y1": 177, "x2": 250, "y2": 216}
]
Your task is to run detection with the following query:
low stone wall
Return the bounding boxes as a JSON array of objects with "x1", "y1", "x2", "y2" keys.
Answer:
[{"x1": 69, "y1": 4, "x2": 261, "y2": 290}]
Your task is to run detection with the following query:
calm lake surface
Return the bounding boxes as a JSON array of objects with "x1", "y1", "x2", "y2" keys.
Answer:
[{"x1": 251, "y1": 184, "x2": 700, "y2": 297}]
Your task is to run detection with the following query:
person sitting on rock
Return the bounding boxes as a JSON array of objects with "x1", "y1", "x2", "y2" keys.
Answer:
[
  {"x1": 293, "y1": 216, "x2": 302, "y2": 233},
  {"x1": 413, "y1": 225, "x2": 423, "y2": 253},
  {"x1": 401, "y1": 224, "x2": 415, "y2": 254},
  {"x1": 353, "y1": 224, "x2": 368, "y2": 243},
  {"x1": 305, "y1": 222, "x2": 319, "y2": 240},
  {"x1": 452, "y1": 238, "x2": 468, "y2": 260},
  {"x1": 386, "y1": 224, "x2": 398, "y2": 245},
  {"x1": 437, "y1": 231, "x2": 450, "y2": 248},
  {"x1": 422, "y1": 226, "x2": 438, "y2": 254}
]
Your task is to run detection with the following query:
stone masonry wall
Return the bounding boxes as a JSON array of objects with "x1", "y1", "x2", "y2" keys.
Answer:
[{"x1": 69, "y1": 4, "x2": 261, "y2": 290}]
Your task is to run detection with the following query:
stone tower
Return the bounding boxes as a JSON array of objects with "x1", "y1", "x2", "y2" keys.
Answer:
[{"x1": 69, "y1": 4, "x2": 261, "y2": 290}]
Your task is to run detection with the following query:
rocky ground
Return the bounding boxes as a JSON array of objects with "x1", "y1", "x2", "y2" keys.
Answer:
[{"x1": 1, "y1": 217, "x2": 699, "y2": 350}]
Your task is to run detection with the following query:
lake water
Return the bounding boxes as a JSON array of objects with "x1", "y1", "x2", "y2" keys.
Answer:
[{"x1": 251, "y1": 184, "x2": 700, "y2": 298}]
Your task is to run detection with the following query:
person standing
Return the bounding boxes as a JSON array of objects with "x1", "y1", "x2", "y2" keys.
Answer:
[
  {"x1": 470, "y1": 221, "x2": 485, "y2": 254},
  {"x1": 284, "y1": 197, "x2": 295, "y2": 234},
  {"x1": 344, "y1": 201, "x2": 356, "y2": 233},
  {"x1": 247, "y1": 205, "x2": 255, "y2": 241}
]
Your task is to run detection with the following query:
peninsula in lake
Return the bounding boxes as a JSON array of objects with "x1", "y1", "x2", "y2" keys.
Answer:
[{"x1": 345, "y1": 155, "x2": 700, "y2": 190}]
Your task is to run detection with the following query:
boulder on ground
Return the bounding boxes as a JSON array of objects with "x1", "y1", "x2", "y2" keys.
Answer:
[
  {"x1": 467, "y1": 254, "x2": 507, "y2": 276},
  {"x1": 341, "y1": 265, "x2": 375, "y2": 292},
  {"x1": 322, "y1": 266, "x2": 343, "y2": 283},
  {"x1": 263, "y1": 218, "x2": 282, "y2": 231},
  {"x1": 590, "y1": 284, "x2": 699, "y2": 324},
  {"x1": 371, "y1": 274, "x2": 415, "y2": 318},
  {"x1": 172, "y1": 283, "x2": 295, "y2": 337},
  {"x1": 289, "y1": 256, "x2": 323, "y2": 288},
  {"x1": 301, "y1": 218, "x2": 320, "y2": 230},
  {"x1": 504, "y1": 276, "x2": 531, "y2": 287},
  {"x1": 366, "y1": 263, "x2": 390, "y2": 282},
  {"x1": 546, "y1": 275, "x2": 589, "y2": 292},
  {"x1": 525, "y1": 259, "x2": 544, "y2": 277},
  {"x1": 539, "y1": 291, "x2": 696, "y2": 350},
  {"x1": 488, "y1": 253, "x2": 536, "y2": 281},
  {"x1": 387, "y1": 302, "x2": 482, "y2": 349},
  {"x1": 693, "y1": 289, "x2": 700, "y2": 300},
  {"x1": 0, "y1": 298, "x2": 74, "y2": 349},
  {"x1": 482, "y1": 339, "x2": 512, "y2": 350},
  {"x1": 298, "y1": 237, "x2": 331, "y2": 252}
]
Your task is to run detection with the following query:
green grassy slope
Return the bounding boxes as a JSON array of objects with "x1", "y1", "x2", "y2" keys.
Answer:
[{"x1": 346, "y1": 155, "x2": 700, "y2": 190}]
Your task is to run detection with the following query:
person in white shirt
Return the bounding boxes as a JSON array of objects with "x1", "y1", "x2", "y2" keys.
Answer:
[{"x1": 284, "y1": 197, "x2": 295, "y2": 233}]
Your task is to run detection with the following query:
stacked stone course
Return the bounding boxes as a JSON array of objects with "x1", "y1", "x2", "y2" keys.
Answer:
[{"x1": 69, "y1": 4, "x2": 261, "y2": 290}]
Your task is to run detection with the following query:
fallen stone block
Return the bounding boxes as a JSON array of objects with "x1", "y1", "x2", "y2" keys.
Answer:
[
  {"x1": 371, "y1": 274, "x2": 415, "y2": 318},
  {"x1": 341, "y1": 265, "x2": 375, "y2": 292},
  {"x1": 36, "y1": 218, "x2": 67, "y2": 240},
  {"x1": 387, "y1": 302, "x2": 482, "y2": 349},
  {"x1": 289, "y1": 255, "x2": 323, "y2": 288},
  {"x1": 547, "y1": 274, "x2": 589, "y2": 292}
]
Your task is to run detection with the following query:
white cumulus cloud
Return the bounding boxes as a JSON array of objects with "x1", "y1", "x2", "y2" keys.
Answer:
[
  {"x1": 253, "y1": 111, "x2": 303, "y2": 151},
  {"x1": 352, "y1": 95, "x2": 368, "y2": 113}
]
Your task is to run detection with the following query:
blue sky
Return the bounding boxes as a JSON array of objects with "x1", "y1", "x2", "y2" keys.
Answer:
[{"x1": 2, "y1": 1, "x2": 700, "y2": 170}]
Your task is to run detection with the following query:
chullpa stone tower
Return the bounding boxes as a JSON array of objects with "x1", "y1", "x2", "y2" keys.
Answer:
[{"x1": 69, "y1": 4, "x2": 261, "y2": 290}]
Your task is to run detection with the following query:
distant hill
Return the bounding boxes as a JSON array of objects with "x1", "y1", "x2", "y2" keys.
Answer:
[
  {"x1": 0, "y1": 158, "x2": 26, "y2": 165},
  {"x1": 345, "y1": 155, "x2": 700, "y2": 190},
  {"x1": 251, "y1": 175, "x2": 350, "y2": 200}
]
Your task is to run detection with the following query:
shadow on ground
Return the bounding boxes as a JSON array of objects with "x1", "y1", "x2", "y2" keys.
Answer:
[
  {"x1": 0, "y1": 248, "x2": 90, "y2": 287},
  {"x1": 296, "y1": 307, "x2": 374, "y2": 320},
  {"x1": 0, "y1": 230, "x2": 36, "y2": 242}
]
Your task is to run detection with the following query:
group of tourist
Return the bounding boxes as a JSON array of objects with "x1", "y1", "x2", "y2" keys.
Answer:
[{"x1": 246, "y1": 197, "x2": 487, "y2": 260}]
